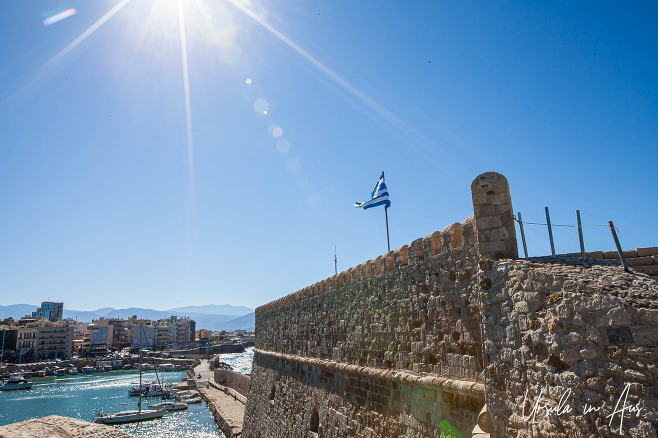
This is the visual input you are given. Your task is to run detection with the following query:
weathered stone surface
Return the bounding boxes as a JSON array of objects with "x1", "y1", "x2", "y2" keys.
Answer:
[{"x1": 0, "y1": 416, "x2": 136, "y2": 438}]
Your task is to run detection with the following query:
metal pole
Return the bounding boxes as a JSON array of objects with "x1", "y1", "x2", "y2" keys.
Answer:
[
  {"x1": 608, "y1": 221, "x2": 628, "y2": 271},
  {"x1": 545, "y1": 207, "x2": 556, "y2": 256},
  {"x1": 334, "y1": 246, "x2": 337, "y2": 275},
  {"x1": 1, "y1": 330, "x2": 5, "y2": 370},
  {"x1": 576, "y1": 210, "x2": 585, "y2": 259},
  {"x1": 382, "y1": 171, "x2": 390, "y2": 252},
  {"x1": 517, "y1": 212, "x2": 528, "y2": 259},
  {"x1": 385, "y1": 209, "x2": 390, "y2": 252}
]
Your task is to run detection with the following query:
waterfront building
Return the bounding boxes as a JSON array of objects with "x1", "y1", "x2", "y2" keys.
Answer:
[
  {"x1": 0, "y1": 327, "x2": 18, "y2": 359},
  {"x1": 153, "y1": 316, "x2": 195, "y2": 350},
  {"x1": 107, "y1": 318, "x2": 131, "y2": 350},
  {"x1": 196, "y1": 329, "x2": 210, "y2": 341},
  {"x1": 35, "y1": 321, "x2": 73, "y2": 360},
  {"x1": 15, "y1": 325, "x2": 38, "y2": 362},
  {"x1": 82, "y1": 321, "x2": 113, "y2": 357},
  {"x1": 131, "y1": 323, "x2": 155, "y2": 349},
  {"x1": 32, "y1": 301, "x2": 64, "y2": 321}
]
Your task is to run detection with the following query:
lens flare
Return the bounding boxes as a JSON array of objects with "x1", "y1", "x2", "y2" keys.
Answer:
[
  {"x1": 285, "y1": 157, "x2": 301, "y2": 175},
  {"x1": 42, "y1": 8, "x2": 77, "y2": 26},
  {"x1": 276, "y1": 140, "x2": 290, "y2": 154},
  {"x1": 253, "y1": 98, "x2": 268, "y2": 114},
  {"x1": 271, "y1": 126, "x2": 283, "y2": 138}
]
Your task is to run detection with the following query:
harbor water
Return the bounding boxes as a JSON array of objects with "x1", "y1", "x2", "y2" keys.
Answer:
[{"x1": 0, "y1": 348, "x2": 254, "y2": 437}]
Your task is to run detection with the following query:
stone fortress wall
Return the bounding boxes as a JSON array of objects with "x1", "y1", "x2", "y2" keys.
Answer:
[{"x1": 243, "y1": 172, "x2": 658, "y2": 438}]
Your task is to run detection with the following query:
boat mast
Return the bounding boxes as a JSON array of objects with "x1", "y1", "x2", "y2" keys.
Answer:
[
  {"x1": 1, "y1": 330, "x2": 5, "y2": 371},
  {"x1": 138, "y1": 324, "x2": 142, "y2": 414}
]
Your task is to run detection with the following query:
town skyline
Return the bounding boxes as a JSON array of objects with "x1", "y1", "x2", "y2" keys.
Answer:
[{"x1": 1, "y1": 1, "x2": 656, "y2": 310}]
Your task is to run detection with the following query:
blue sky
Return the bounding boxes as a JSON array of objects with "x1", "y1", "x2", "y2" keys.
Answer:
[{"x1": 1, "y1": 1, "x2": 656, "y2": 311}]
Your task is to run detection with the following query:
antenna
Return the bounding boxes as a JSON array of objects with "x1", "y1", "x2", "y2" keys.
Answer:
[{"x1": 334, "y1": 246, "x2": 337, "y2": 275}]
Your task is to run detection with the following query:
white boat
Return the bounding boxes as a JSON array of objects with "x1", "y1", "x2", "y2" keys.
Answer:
[
  {"x1": 68, "y1": 368, "x2": 79, "y2": 375},
  {"x1": 158, "y1": 363, "x2": 175, "y2": 372},
  {"x1": 0, "y1": 375, "x2": 34, "y2": 391},
  {"x1": 128, "y1": 380, "x2": 158, "y2": 396},
  {"x1": 148, "y1": 401, "x2": 188, "y2": 411},
  {"x1": 180, "y1": 396, "x2": 202, "y2": 404},
  {"x1": 54, "y1": 368, "x2": 66, "y2": 376},
  {"x1": 143, "y1": 383, "x2": 172, "y2": 397},
  {"x1": 93, "y1": 408, "x2": 164, "y2": 424}
]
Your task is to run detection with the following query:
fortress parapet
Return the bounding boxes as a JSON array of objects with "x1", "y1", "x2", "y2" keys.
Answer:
[{"x1": 244, "y1": 172, "x2": 658, "y2": 438}]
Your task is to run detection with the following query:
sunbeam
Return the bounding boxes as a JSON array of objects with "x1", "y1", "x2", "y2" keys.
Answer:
[
  {"x1": 2, "y1": 0, "x2": 131, "y2": 108},
  {"x1": 227, "y1": 0, "x2": 439, "y2": 162},
  {"x1": 44, "y1": 0, "x2": 132, "y2": 71},
  {"x1": 177, "y1": 0, "x2": 196, "y2": 207}
]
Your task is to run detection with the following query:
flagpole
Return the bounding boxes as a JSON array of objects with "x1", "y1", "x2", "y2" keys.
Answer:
[{"x1": 382, "y1": 171, "x2": 390, "y2": 252}]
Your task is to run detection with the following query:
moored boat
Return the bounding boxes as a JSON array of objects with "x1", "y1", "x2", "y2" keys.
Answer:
[
  {"x1": 148, "y1": 401, "x2": 188, "y2": 411},
  {"x1": 0, "y1": 375, "x2": 34, "y2": 391},
  {"x1": 93, "y1": 408, "x2": 164, "y2": 424}
]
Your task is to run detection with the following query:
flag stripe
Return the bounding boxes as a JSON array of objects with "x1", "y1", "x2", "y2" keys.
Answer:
[{"x1": 355, "y1": 174, "x2": 390, "y2": 210}]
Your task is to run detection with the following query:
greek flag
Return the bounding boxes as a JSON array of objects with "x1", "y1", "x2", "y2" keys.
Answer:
[{"x1": 354, "y1": 173, "x2": 391, "y2": 210}]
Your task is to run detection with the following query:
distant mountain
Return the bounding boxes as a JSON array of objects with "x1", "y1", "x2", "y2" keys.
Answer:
[
  {"x1": 0, "y1": 304, "x2": 38, "y2": 320},
  {"x1": 2, "y1": 304, "x2": 255, "y2": 331},
  {"x1": 168, "y1": 304, "x2": 252, "y2": 317},
  {"x1": 63, "y1": 309, "x2": 104, "y2": 322},
  {"x1": 223, "y1": 312, "x2": 255, "y2": 331}
]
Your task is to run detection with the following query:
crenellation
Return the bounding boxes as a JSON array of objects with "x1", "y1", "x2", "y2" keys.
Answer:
[
  {"x1": 449, "y1": 223, "x2": 463, "y2": 250},
  {"x1": 385, "y1": 251, "x2": 395, "y2": 272},
  {"x1": 396, "y1": 245, "x2": 409, "y2": 267},
  {"x1": 406, "y1": 238, "x2": 421, "y2": 265}
]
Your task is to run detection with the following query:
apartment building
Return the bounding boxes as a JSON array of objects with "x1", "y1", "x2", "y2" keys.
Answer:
[
  {"x1": 35, "y1": 321, "x2": 73, "y2": 360},
  {"x1": 81, "y1": 321, "x2": 114, "y2": 357},
  {"x1": 32, "y1": 301, "x2": 64, "y2": 321}
]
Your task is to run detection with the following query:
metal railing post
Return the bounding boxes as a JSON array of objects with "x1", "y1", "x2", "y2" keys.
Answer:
[
  {"x1": 576, "y1": 210, "x2": 585, "y2": 259},
  {"x1": 608, "y1": 221, "x2": 628, "y2": 271},
  {"x1": 517, "y1": 212, "x2": 528, "y2": 259},
  {"x1": 545, "y1": 207, "x2": 556, "y2": 256}
]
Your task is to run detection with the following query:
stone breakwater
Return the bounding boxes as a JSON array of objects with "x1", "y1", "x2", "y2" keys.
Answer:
[
  {"x1": 243, "y1": 172, "x2": 658, "y2": 438},
  {"x1": 0, "y1": 416, "x2": 136, "y2": 438},
  {"x1": 192, "y1": 360, "x2": 247, "y2": 438}
]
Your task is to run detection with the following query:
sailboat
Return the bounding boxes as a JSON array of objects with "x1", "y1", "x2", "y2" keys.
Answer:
[{"x1": 93, "y1": 326, "x2": 165, "y2": 424}]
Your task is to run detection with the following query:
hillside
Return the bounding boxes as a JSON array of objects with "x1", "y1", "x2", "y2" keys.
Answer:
[{"x1": 0, "y1": 304, "x2": 255, "y2": 331}]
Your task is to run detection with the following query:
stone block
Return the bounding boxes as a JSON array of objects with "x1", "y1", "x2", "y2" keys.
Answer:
[
  {"x1": 637, "y1": 247, "x2": 658, "y2": 257},
  {"x1": 474, "y1": 215, "x2": 502, "y2": 230},
  {"x1": 636, "y1": 265, "x2": 658, "y2": 275},
  {"x1": 632, "y1": 326, "x2": 658, "y2": 346},
  {"x1": 604, "y1": 251, "x2": 621, "y2": 260},
  {"x1": 597, "y1": 307, "x2": 632, "y2": 327},
  {"x1": 626, "y1": 256, "x2": 654, "y2": 266},
  {"x1": 584, "y1": 251, "x2": 604, "y2": 260}
]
